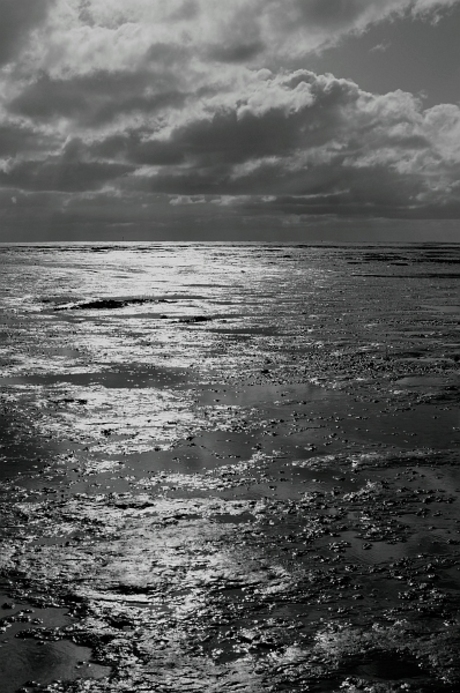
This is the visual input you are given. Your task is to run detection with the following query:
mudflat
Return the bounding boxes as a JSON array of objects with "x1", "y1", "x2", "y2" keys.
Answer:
[{"x1": 0, "y1": 243, "x2": 459, "y2": 692}]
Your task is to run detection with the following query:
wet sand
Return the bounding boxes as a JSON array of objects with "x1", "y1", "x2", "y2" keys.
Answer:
[{"x1": 0, "y1": 243, "x2": 459, "y2": 692}]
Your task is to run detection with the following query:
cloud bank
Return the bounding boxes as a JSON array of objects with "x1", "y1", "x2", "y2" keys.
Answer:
[{"x1": 0, "y1": 0, "x2": 459, "y2": 239}]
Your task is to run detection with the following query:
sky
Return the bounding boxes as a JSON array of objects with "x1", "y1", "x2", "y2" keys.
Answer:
[{"x1": 0, "y1": 0, "x2": 460, "y2": 242}]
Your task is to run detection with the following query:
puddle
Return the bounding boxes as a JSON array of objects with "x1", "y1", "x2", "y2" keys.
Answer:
[
  {"x1": 0, "y1": 638, "x2": 110, "y2": 692},
  {"x1": 206, "y1": 326, "x2": 281, "y2": 336},
  {"x1": 0, "y1": 595, "x2": 71, "y2": 630},
  {"x1": 0, "y1": 407, "x2": 63, "y2": 482},
  {"x1": 395, "y1": 376, "x2": 459, "y2": 387},
  {"x1": 210, "y1": 512, "x2": 256, "y2": 524},
  {"x1": 340, "y1": 532, "x2": 427, "y2": 565},
  {"x1": 422, "y1": 304, "x2": 460, "y2": 315},
  {"x1": 0, "y1": 364, "x2": 187, "y2": 389},
  {"x1": 339, "y1": 403, "x2": 460, "y2": 450},
  {"x1": 349, "y1": 651, "x2": 425, "y2": 680},
  {"x1": 195, "y1": 382, "x2": 339, "y2": 407},
  {"x1": 0, "y1": 595, "x2": 110, "y2": 692}
]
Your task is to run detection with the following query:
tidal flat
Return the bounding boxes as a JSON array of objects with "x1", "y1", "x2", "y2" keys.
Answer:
[{"x1": 0, "y1": 243, "x2": 459, "y2": 692}]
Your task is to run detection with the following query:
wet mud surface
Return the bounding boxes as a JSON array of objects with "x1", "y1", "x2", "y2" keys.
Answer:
[{"x1": 0, "y1": 243, "x2": 459, "y2": 692}]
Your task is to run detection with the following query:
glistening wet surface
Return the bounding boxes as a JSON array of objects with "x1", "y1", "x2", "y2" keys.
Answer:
[
  {"x1": 0, "y1": 594, "x2": 110, "y2": 692},
  {"x1": 0, "y1": 243, "x2": 460, "y2": 692},
  {"x1": 0, "y1": 364, "x2": 187, "y2": 389}
]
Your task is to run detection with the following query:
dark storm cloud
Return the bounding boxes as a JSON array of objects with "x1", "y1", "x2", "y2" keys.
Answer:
[
  {"x1": 0, "y1": 0, "x2": 54, "y2": 66},
  {"x1": 109, "y1": 71, "x2": 438, "y2": 207},
  {"x1": 156, "y1": 108, "x2": 304, "y2": 164},
  {"x1": 9, "y1": 70, "x2": 187, "y2": 126},
  {"x1": 92, "y1": 133, "x2": 185, "y2": 166},
  {"x1": 0, "y1": 123, "x2": 57, "y2": 157},
  {"x1": 4, "y1": 64, "x2": 460, "y2": 219},
  {"x1": 92, "y1": 71, "x2": 354, "y2": 168},
  {"x1": 139, "y1": 154, "x2": 428, "y2": 210},
  {"x1": 240, "y1": 163, "x2": 426, "y2": 216},
  {"x1": 169, "y1": 0, "x2": 199, "y2": 21},
  {"x1": 0, "y1": 156, "x2": 133, "y2": 193},
  {"x1": 144, "y1": 42, "x2": 194, "y2": 70},
  {"x1": 206, "y1": 41, "x2": 264, "y2": 64}
]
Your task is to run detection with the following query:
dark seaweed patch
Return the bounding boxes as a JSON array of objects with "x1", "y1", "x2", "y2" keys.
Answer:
[
  {"x1": 178, "y1": 315, "x2": 214, "y2": 323},
  {"x1": 53, "y1": 297, "x2": 170, "y2": 311}
]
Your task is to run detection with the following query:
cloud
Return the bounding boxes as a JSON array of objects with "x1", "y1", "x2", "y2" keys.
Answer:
[
  {"x1": 411, "y1": 0, "x2": 459, "y2": 17},
  {"x1": 169, "y1": 195, "x2": 206, "y2": 205},
  {"x1": 107, "y1": 70, "x2": 459, "y2": 219},
  {"x1": 0, "y1": 121, "x2": 57, "y2": 157},
  {"x1": 0, "y1": 147, "x2": 133, "y2": 192},
  {"x1": 0, "y1": 0, "x2": 54, "y2": 66},
  {"x1": 4, "y1": 66, "x2": 460, "y2": 217},
  {"x1": 370, "y1": 41, "x2": 392, "y2": 53},
  {"x1": 9, "y1": 70, "x2": 188, "y2": 126},
  {"x1": 5, "y1": 0, "x2": 457, "y2": 81},
  {"x1": 1, "y1": 0, "x2": 460, "y2": 238}
]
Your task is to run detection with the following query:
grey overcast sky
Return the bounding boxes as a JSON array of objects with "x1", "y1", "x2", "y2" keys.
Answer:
[{"x1": 0, "y1": 0, "x2": 460, "y2": 242}]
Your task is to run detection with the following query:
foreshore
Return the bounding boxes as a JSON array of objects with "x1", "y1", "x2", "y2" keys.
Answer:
[{"x1": 0, "y1": 243, "x2": 459, "y2": 692}]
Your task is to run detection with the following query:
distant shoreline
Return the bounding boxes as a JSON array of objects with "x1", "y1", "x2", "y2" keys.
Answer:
[{"x1": 1, "y1": 240, "x2": 460, "y2": 247}]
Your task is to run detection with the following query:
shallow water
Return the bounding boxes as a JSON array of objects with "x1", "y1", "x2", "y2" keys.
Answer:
[
  {"x1": 1, "y1": 243, "x2": 459, "y2": 692},
  {"x1": 0, "y1": 594, "x2": 110, "y2": 692}
]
